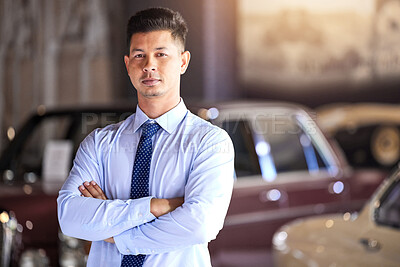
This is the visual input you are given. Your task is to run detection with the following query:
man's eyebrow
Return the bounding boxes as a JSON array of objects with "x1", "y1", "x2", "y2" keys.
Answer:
[
  {"x1": 131, "y1": 48, "x2": 144, "y2": 53},
  {"x1": 131, "y1": 47, "x2": 168, "y2": 53}
]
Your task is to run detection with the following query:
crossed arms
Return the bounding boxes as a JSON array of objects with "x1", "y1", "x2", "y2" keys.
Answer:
[
  {"x1": 57, "y1": 128, "x2": 234, "y2": 255},
  {"x1": 78, "y1": 180, "x2": 184, "y2": 243}
]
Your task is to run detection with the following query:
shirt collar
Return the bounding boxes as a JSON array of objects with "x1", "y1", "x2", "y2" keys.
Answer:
[{"x1": 132, "y1": 98, "x2": 188, "y2": 134}]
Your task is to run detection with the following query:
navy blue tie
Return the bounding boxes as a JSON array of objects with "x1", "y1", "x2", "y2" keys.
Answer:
[{"x1": 121, "y1": 122, "x2": 160, "y2": 267}]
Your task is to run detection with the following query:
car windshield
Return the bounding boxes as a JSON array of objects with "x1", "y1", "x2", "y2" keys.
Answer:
[
  {"x1": 256, "y1": 115, "x2": 326, "y2": 177},
  {"x1": 375, "y1": 176, "x2": 400, "y2": 229},
  {"x1": 219, "y1": 111, "x2": 328, "y2": 181},
  {"x1": 0, "y1": 111, "x2": 131, "y2": 181},
  {"x1": 18, "y1": 115, "x2": 74, "y2": 178}
]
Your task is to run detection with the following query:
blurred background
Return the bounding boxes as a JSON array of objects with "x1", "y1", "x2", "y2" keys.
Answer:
[
  {"x1": 1, "y1": 0, "x2": 400, "y2": 152},
  {"x1": 1, "y1": 0, "x2": 400, "y2": 266}
]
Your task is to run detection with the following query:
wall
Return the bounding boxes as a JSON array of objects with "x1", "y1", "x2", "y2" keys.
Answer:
[
  {"x1": 0, "y1": 0, "x2": 240, "y2": 151},
  {"x1": 0, "y1": 0, "x2": 126, "y2": 151}
]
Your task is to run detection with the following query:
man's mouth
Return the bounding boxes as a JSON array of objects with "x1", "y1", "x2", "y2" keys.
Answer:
[{"x1": 141, "y1": 78, "x2": 161, "y2": 86}]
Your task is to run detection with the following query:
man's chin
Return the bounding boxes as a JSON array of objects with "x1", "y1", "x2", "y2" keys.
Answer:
[{"x1": 138, "y1": 89, "x2": 165, "y2": 98}]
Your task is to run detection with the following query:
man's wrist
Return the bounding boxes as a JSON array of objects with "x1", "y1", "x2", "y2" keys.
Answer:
[
  {"x1": 150, "y1": 197, "x2": 184, "y2": 217},
  {"x1": 150, "y1": 198, "x2": 167, "y2": 217}
]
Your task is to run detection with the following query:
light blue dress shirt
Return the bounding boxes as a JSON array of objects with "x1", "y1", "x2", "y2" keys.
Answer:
[{"x1": 57, "y1": 100, "x2": 235, "y2": 267}]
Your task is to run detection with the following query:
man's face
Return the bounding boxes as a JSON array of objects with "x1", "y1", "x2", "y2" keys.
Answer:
[{"x1": 124, "y1": 30, "x2": 190, "y2": 103}]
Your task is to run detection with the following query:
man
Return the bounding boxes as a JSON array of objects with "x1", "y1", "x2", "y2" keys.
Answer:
[{"x1": 57, "y1": 7, "x2": 234, "y2": 267}]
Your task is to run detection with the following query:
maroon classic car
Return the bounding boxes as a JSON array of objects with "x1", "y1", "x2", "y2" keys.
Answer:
[{"x1": 0, "y1": 102, "x2": 387, "y2": 266}]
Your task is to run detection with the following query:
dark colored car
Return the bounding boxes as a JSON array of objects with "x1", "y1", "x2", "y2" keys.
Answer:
[
  {"x1": 0, "y1": 105, "x2": 135, "y2": 266},
  {"x1": 0, "y1": 102, "x2": 387, "y2": 266}
]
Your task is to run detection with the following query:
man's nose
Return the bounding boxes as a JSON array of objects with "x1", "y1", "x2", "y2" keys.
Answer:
[{"x1": 143, "y1": 57, "x2": 157, "y2": 72}]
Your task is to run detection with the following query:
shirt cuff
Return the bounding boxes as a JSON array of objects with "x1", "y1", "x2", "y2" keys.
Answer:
[
  {"x1": 114, "y1": 230, "x2": 133, "y2": 255},
  {"x1": 114, "y1": 227, "x2": 160, "y2": 255},
  {"x1": 114, "y1": 196, "x2": 156, "y2": 255},
  {"x1": 126, "y1": 196, "x2": 156, "y2": 223}
]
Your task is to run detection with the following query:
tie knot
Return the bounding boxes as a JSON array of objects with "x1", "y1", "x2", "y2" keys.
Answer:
[{"x1": 142, "y1": 122, "x2": 160, "y2": 137}]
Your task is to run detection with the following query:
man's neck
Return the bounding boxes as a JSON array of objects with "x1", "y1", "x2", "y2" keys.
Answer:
[{"x1": 138, "y1": 96, "x2": 181, "y2": 119}]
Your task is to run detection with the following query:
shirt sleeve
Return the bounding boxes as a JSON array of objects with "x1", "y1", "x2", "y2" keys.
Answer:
[
  {"x1": 57, "y1": 130, "x2": 156, "y2": 241},
  {"x1": 113, "y1": 128, "x2": 235, "y2": 255}
]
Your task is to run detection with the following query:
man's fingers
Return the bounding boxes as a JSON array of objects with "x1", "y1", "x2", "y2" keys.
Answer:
[
  {"x1": 79, "y1": 185, "x2": 93, "y2": 198},
  {"x1": 91, "y1": 181, "x2": 108, "y2": 200},
  {"x1": 80, "y1": 181, "x2": 108, "y2": 200}
]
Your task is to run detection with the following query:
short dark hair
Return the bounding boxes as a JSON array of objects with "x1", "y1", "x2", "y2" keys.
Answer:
[{"x1": 126, "y1": 7, "x2": 188, "y2": 54}]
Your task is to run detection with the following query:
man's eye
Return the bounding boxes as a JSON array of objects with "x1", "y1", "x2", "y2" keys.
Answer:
[
  {"x1": 134, "y1": 54, "x2": 144, "y2": 58},
  {"x1": 157, "y1": 53, "x2": 167, "y2": 57}
]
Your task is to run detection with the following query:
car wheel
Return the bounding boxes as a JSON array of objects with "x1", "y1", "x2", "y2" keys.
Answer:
[{"x1": 371, "y1": 126, "x2": 400, "y2": 167}]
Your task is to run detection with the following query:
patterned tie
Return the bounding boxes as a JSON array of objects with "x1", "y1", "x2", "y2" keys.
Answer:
[{"x1": 121, "y1": 122, "x2": 160, "y2": 267}]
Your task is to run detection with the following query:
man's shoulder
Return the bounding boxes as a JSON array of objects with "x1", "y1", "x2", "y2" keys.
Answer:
[
  {"x1": 185, "y1": 111, "x2": 219, "y2": 130},
  {"x1": 87, "y1": 113, "x2": 135, "y2": 141},
  {"x1": 180, "y1": 112, "x2": 233, "y2": 157},
  {"x1": 183, "y1": 112, "x2": 230, "y2": 140}
]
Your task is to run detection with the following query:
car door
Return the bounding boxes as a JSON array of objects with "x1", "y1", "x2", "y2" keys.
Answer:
[{"x1": 209, "y1": 106, "x2": 348, "y2": 258}]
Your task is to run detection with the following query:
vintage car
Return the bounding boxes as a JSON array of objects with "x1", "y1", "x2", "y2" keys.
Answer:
[
  {"x1": 272, "y1": 164, "x2": 400, "y2": 267},
  {"x1": 0, "y1": 101, "x2": 387, "y2": 266},
  {"x1": 316, "y1": 103, "x2": 400, "y2": 169},
  {"x1": 0, "y1": 105, "x2": 131, "y2": 267},
  {"x1": 202, "y1": 102, "x2": 387, "y2": 266}
]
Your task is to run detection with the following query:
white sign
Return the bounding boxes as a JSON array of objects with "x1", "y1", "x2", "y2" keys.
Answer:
[{"x1": 42, "y1": 140, "x2": 73, "y2": 185}]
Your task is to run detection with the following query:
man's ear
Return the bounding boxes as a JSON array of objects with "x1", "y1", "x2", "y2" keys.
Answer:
[
  {"x1": 180, "y1": 51, "x2": 191, "y2": 74},
  {"x1": 124, "y1": 55, "x2": 130, "y2": 71}
]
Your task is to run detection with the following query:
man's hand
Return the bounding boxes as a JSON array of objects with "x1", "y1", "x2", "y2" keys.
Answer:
[
  {"x1": 150, "y1": 197, "x2": 184, "y2": 217},
  {"x1": 79, "y1": 181, "x2": 114, "y2": 243},
  {"x1": 103, "y1": 237, "x2": 115, "y2": 244},
  {"x1": 79, "y1": 181, "x2": 107, "y2": 200}
]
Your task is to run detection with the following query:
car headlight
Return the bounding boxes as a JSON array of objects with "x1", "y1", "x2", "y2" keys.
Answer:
[
  {"x1": 58, "y1": 232, "x2": 88, "y2": 267},
  {"x1": 19, "y1": 249, "x2": 49, "y2": 267},
  {"x1": 273, "y1": 230, "x2": 288, "y2": 251},
  {"x1": 1, "y1": 209, "x2": 22, "y2": 266}
]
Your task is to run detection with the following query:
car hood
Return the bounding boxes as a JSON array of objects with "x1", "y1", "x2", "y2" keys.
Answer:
[
  {"x1": 273, "y1": 211, "x2": 391, "y2": 267},
  {"x1": 276, "y1": 213, "x2": 359, "y2": 249}
]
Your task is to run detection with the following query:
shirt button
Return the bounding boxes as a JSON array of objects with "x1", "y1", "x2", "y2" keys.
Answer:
[
  {"x1": 138, "y1": 213, "x2": 143, "y2": 218},
  {"x1": 126, "y1": 249, "x2": 130, "y2": 253}
]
